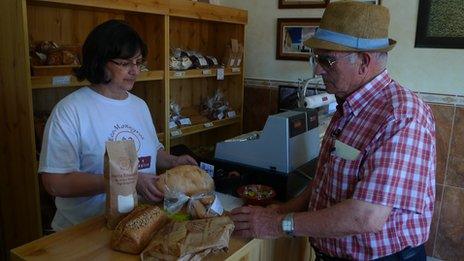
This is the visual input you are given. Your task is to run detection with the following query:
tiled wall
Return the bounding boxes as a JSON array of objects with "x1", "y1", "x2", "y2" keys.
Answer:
[{"x1": 244, "y1": 79, "x2": 464, "y2": 260}]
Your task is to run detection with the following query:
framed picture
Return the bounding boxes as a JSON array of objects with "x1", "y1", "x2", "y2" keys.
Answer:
[
  {"x1": 329, "y1": 0, "x2": 381, "y2": 4},
  {"x1": 276, "y1": 18, "x2": 321, "y2": 61},
  {"x1": 415, "y1": 0, "x2": 464, "y2": 49},
  {"x1": 278, "y1": 0, "x2": 328, "y2": 9}
]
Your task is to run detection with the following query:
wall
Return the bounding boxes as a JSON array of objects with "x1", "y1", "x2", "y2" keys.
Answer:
[{"x1": 220, "y1": 0, "x2": 464, "y2": 95}]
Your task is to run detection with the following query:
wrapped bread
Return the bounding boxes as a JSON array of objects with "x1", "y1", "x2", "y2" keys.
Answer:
[
  {"x1": 111, "y1": 205, "x2": 168, "y2": 254},
  {"x1": 155, "y1": 165, "x2": 214, "y2": 196}
]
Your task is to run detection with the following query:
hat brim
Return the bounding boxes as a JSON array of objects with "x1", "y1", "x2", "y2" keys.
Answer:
[{"x1": 304, "y1": 38, "x2": 397, "y2": 52}]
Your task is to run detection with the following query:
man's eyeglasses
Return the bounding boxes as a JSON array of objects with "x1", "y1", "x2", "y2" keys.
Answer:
[
  {"x1": 110, "y1": 58, "x2": 146, "y2": 70},
  {"x1": 309, "y1": 52, "x2": 355, "y2": 69}
]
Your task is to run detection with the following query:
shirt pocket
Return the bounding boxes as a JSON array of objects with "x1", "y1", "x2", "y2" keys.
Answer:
[{"x1": 323, "y1": 154, "x2": 362, "y2": 203}]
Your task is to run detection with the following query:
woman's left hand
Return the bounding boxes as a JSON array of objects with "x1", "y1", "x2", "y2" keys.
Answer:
[{"x1": 172, "y1": 154, "x2": 197, "y2": 167}]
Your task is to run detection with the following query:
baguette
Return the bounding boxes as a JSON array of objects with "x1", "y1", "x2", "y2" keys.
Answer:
[{"x1": 111, "y1": 205, "x2": 168, "y2": 254}]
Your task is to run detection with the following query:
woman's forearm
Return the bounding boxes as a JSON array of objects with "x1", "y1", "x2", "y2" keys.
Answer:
[{"x1": 41, "y1": 172, "x2": 105, "y2": 197}]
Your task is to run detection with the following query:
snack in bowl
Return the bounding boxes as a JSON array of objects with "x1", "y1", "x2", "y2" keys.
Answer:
[{"x1": 237, "y1": 184, "x2": 276, "y2": 206}]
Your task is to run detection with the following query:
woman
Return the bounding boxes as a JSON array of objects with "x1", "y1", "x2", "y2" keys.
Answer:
[{"x1": 38, "y1": 19, "x2": 196, "y2": 231}]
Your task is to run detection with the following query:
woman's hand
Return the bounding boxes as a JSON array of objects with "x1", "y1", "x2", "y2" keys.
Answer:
[
  {"x1": 172, "y1": 154, "x2": 197, "y2": 167},
  {"x1": 136, "y1": 173, "x2": 164, "y2": 202}
]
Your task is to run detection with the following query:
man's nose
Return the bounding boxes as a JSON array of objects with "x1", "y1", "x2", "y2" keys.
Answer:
[{"x1": 313, "y1": 63, "x2": 325, "y2": 76}]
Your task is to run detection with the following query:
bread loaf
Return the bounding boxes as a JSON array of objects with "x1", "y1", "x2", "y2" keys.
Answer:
[
  {"x1": 155, "y1": 165, "x2": 214, "y2": 196},
  {"x1": 111, "y1": 205, "x2": 168, "y2": 254}
]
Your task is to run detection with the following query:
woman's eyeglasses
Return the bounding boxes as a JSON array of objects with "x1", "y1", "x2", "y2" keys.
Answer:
[
  {"x1": 110, "y1": 58, "x2": 146, "y2": 70},
  {"x1": 309, "y1": 52, "x2": 355, "y2": 69}
]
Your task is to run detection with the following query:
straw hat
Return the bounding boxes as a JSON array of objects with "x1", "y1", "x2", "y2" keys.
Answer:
[{"x1": 304, "y1": 1, "x2": 396, "y2": 52}]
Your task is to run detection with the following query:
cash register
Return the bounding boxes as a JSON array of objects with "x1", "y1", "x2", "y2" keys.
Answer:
[{"x1": 214, "y1": 109, "x2": 320, "y2": 174}]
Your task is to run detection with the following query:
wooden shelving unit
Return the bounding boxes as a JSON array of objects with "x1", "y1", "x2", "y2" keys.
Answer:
[
  {"x1": 169, "y1": 67, "x2": 241, "y2": 80},
  {"x1": 31, "y1": 70, "x2": 164, "y2": 89},
  {"x1": 170, "y1": 116, "x2": 241, "y2": 139},
  {"x1": 0, "y1": 0, "x2": 247, "y2": 249}
]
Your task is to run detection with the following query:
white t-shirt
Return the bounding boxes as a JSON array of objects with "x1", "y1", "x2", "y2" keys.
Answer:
[{"x1": 38, "y1": 87, "x2": 163, "y2": 231}]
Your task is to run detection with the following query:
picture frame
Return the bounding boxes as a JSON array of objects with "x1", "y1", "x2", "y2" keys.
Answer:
[
  {"x1": 278, "y1": 0, "x2": 328, "y2": 9},
  {"x1": 329, "y1": 0, "x2": 381, "y2": 4},
  {"x1": 415, "y1": 0, "x2": 464, "y2": 49},
  {"x1": 276, "y1": 18, "x2": 321, "y2": 61}
]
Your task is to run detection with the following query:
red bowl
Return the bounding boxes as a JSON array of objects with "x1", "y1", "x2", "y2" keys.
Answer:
[{"x1": 237, "y1": 184, "x2": 276, "y2": 206}]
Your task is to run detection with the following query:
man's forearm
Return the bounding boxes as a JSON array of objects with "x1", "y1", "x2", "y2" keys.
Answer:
[{"x1": 293, "y1": 199, "x2": 392, "y2": 238}]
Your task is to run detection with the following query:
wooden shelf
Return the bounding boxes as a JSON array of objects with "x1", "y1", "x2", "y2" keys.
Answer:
[
  {"x1": 29, "y1": 0, "x2": 247, "y2": 24},
  {"x1": 169, "y1": 68, "x2": 241, "y2": 80},
  {"x1": 170, "y1": 116, "x2": 241, "y2": 139},
  {"x1": 31, "y1": 70, "x2": 164, "y2": 89}
]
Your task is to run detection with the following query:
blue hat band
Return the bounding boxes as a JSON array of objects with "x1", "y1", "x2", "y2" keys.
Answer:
[{"x1": 313, "y1": 28, "x2": 389, "y2": 50}]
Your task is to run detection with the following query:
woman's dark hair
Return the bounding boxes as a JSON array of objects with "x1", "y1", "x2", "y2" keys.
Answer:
[{"x1": 75, "y1": 19, "x2": 147, "y2": 84}]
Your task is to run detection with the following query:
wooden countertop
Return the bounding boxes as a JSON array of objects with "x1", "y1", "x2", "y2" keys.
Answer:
[{"x1": 10, "y1": 215, "x2": 257, "y2": 261}]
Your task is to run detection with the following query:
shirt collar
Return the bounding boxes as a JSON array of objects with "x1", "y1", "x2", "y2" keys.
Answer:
[{"x1": 342, "y1": 69, "x2": 391, "y2": 117}]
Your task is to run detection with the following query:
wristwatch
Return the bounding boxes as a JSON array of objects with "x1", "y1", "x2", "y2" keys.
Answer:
[{"x1": 282, "y1": 213, "x2": 294, "y2": 236}]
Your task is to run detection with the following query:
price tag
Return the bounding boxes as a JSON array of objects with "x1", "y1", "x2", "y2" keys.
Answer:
[
  {"x1": 174, "y1": 71, "x2": 185, "y2": 77},
  {"x1": 200, "y1": 162, "x2": 215, "y2": 178},
  {"x1": 202, "y1": 69, "x2": 212, "y2": 75},
  {"x1": 204, "y1": 122, "x2": 214, "y2": 128},
  {"x1": 227, "y1": 111, "x2": 236, "y2": 118},
  {"x1": 179, "y1": 118, "x2": 191, "y2": 125},
  {"x1": 170, "y1": 129, "x2": 182, "y2": 137},
  {"x1": 52, "y1": 75, "x2": 71, "y2": 86},
  {"x1": 216, "y1": 68, "x2": 224, "y2": 80},
  {"x1": 168, "y1": 121, "x2": 177, "y2": 129},
  {"x1": 231, "y1": 67, "x2": 240, "y2": 73}
]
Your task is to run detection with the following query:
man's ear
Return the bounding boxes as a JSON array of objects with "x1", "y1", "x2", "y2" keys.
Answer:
[{"x1": 358, "y1": 52, "x2": 371, "y2": 75}]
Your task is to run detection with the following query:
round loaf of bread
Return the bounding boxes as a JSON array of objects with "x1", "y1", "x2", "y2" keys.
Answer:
[{"x1": 155, "y1": 165, "x2": 214, "y2": 196}]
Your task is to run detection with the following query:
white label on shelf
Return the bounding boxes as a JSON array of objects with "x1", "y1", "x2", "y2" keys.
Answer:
[
  {"x1": 231, "y1": 67, "x2": 240, "y2": 73},
  {"x1": 217, "y1": 112, "x2": 224, "y2": 120},
  {"x1": 236, "y1": 59, "x2": 242, "y2": 66},
  {"x1": 179, "y1": 118, "x2": 191, "y2": 125},
  {"x1": 204, "y1": 122, "x2": 214, "y2": 128},
  {"x1": 52, "y1": 75, "x2": 71, "y2": 86},
  {"x1": 229, "y1": 59, "x2": 235, "y2": 67},
  {"x1": 174, "y1": 71, "x2": 185, "y2": 77},
  {"x1": 168, "y1": 121, "x2": 177, "y2": 129},
  {"x1": 198, "y1": 57, "x2": 208, "y2": 66},
  {"x1": 216, "y1": 68, "x2": 225, "y2": 80},
  {"x1": 200, "y1": 162, "x2": 215, "y2": 178},
  {"x1": 227, "y1": 111, "x2": 236, "y2": 118},
  {"x1": 202, "y1": 69, "x2": 212, "y2": 75},
  {"x1": 170, "y1": 129, "x2": 182, "y2": 137}
]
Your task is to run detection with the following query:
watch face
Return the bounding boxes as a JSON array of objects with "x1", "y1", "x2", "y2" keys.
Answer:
[{"x1": 282, "y1": 214, "x2": 294, "y2": 235}]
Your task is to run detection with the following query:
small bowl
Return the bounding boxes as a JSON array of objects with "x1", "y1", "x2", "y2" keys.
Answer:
[{"x1": 236, "y1": 184, "x2": 276, "y2": 206}]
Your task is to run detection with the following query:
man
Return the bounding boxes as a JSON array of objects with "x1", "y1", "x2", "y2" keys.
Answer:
[{"x1": 230, "y1": 2, "x2": 436, "y2": 260}]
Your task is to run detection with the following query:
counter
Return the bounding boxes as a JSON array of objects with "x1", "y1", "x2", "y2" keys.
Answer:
[{"x1": 11, "y1": 215, "x2": 314, "y2": 260}]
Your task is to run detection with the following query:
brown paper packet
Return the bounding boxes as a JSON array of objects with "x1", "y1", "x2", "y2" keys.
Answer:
[
  {"x1": 104, "y1": 140, "x2": 139, "y2": 229},
  {"x1": 141, "y1": 216, "x2": 235, "y2": 260}
]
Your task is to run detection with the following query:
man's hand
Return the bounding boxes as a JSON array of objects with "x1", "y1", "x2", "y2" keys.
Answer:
[
  {"x1": 230, "y1": 205, "x2": 283, "y2": 239},
  {"x1": 136, "y1": 173, "x2": 164, "y2": 202},
  {"x1": 172, "y1": 154, "x2": 197, "y2": 167}
]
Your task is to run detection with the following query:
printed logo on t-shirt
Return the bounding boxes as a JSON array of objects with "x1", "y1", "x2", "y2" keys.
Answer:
[
  {"x1": 108, "y1": 123, "x2": 144, "y2": 152},
  {"x1": 138, "y1": 156, "x2": 151, "y2": 169}
]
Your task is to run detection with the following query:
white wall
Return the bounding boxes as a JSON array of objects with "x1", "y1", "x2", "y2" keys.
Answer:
[{"x1": 220, "y1": 0, "x2": 464, "y2": 95}]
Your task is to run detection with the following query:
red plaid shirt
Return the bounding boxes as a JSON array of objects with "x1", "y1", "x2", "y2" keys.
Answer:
[{"x1": 308, "y1": 70, "x2": 436, "y2": 260}]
